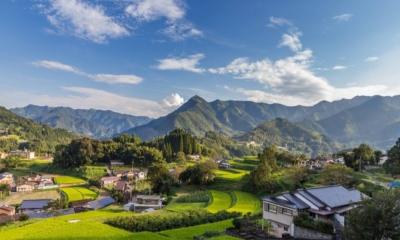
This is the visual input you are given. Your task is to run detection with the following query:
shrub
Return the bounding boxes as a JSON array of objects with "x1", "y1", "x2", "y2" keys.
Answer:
[
  {"x1": 293, "y1": 213, "x2": 333, "y2": 235},
  {"x1": 105, "y1": 209, "x2": 240, "y2": 232},
  {"x1": 176, "y1": 191, "x2": 210, "y2": 203},
  {"x1": 193, "y1": 230, "x2": 222, "y2": 240},
  {"x1": 19, "y1": 214, "x2": 29, "y2": 221}
]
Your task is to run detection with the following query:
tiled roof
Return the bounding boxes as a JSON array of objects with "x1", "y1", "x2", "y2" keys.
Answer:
[{"x1": 20, "y1": 199, "x2": 51, "y2": 210}]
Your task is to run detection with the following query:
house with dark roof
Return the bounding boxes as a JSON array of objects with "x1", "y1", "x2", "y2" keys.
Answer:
[
  {"x1": 262, "y1": 185, "x2": 365, "y2": 238},
  {"x1": 20, "y1": 199, "x2": 51, "y2": 213}
]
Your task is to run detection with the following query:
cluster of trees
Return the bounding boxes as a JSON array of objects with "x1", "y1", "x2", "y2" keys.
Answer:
[
  {"x1": 385, "y1": 138, "x2": 400, "y2": 174},
  {"x1": 150, "y1": 129, "x2": 202, "y2": 162},
  {"x1": 179, "y1": 161, "x2": 217, "y2": 185},
  {"x1": 106, "y1": 209, "x2": 240, "y2": 232},
  {"x1": 53, "y1": 135, "x2": 163, "y2": 168},
  {"x1": 345, "y1": 190, "x2": 400, "y2": 240},
  {"x1": 248, "y1": 146, "x2": 280, "y2": 192},
  {"x1": 339, "y1": 144, "x2": 380, "y2": 171},
  {"x1": 1, "y1": 156, "x2": 22, "y2": 169}
]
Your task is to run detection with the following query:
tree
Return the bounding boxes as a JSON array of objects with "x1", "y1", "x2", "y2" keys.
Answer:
[
  {"x1": 385, "y1": 138, "x2": 400, "y2": 175},
  {"x1": 176, "y1": 151, "x2": 186, "y2": 163},
  {"x1": 248, "y1": 146, "x2": 279, "y2": 192},
  {"x1": 353, "y1": 144, "x2": 374, "y2": 170},
  {"x1": 179, "y1": 160, "x2": 217, "y2": 185},
  {"x1": 320, "y1": 164, "x2": 355, "y2": 187},
  {"x1": 148, "y1": 159, "x2": 174, "y2": 194},
  {"x1": 345, "y1": 190, "x2": 400, "y2": 240},
  {"x1": 1, "y1": 156, "x2": 22, "y2": 169}
]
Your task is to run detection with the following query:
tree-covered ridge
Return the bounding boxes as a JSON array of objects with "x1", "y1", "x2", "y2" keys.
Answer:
[
  {"x1": 237, "y1": 118, "x2": 338, "y2": 157},
  {"x1": 11, "y1": 105, "x2": 152, "y2": 139},
  {"x1": 0, "y1": 106, "x2": 76, "y2": 153}
]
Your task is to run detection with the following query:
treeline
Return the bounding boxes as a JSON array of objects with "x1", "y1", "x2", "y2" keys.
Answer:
[
  {"x1": 53, "y1": 135, "x2": 163, "y2": 168},
  {"x1": 106, "y1": 209, "x2": 240, "y2": 232}
]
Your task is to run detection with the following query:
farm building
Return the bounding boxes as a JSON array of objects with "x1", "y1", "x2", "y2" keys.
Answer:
[
  {"x1": 84, "y1": 197, "x2": 115, "y2": 210},
  {"x1": 9, "y1": 149, "x2": 35, "y2": 159},
  {"x1": 100, "y1": 176, "x2": 120, "y2": 187},
  {"x1": 0, "y1": 172, "x2": 14, "y2": 186},
  {"x1": 16, "y1": 183, "x2": 35, "y2": 192},
  {"x1": 128, "y1": 195, "x2": 163, "y2": 211},
  {"x1": 20, "y1": 199, "x2": 51, "y2": 213}
]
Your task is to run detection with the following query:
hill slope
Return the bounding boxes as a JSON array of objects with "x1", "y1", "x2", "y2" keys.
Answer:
[
  {"x1": 0, "y1": 106, "x2": 76, "y2": 153},
  {"x1": 237, "y1": 118, "x2": 338, "y2": 156},
  {"x1": 11, "y1": 105, "x2": 151, "y2": 139}
]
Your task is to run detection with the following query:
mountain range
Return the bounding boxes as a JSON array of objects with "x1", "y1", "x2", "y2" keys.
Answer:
[
  {"x1": 126, "y1": 95, "x2": 400, "y2": 150},
  {"x1": 11, "y1": 105, "x2": 152, "y2": 139},
  {"x1": 7, "y1": 94, "x2": 400, "y2": 154}
]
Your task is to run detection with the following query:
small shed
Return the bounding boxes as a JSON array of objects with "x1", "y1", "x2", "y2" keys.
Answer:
[
  {"x1": 84, "y1": 197, "x2": 115, "y2": 210},
  {"x1": 20, "y1": 199, "x2": 51, "y2": 212}
]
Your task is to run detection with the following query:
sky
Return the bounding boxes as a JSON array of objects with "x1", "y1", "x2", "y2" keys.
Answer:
[{"x1": 1, "y1": 0, "x2": 400, "y2": 118}]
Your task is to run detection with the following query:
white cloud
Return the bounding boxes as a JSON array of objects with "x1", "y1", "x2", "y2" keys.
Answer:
[
  {"x1": 43, "y1": 0, "x2": 128, "y2": 43},
  {"x1": 125, "y1": 0, "x2": 201, "y2": 41},
  {"x1": 365, "y1": 56, "x2": 379, "y2": 62},
  {"x1": 32, "y1": 60, "x2": 82, "y2": 74},
  {"x1": 332, "y1": 65, "x2": 348, "y2": 70},
  {"x1": 279, "y1": 32, "x2": 302, "y2": 52},
  {"x1": 90, "y1": 74, "x2": 143, "y2": 85},
  {"x1": 125, "y1": 0, "x2": 185, "y2": 22},
  {"x1": 33, "y1": 60, "x2": 143, "y2": 85},
  {"x1": 162, "y1": 93, "x2": 184, "y2": 107},
  {"x1": 268, "y1": 16, "x2": 292, "y2": 28},
  {"x1": 2, "y1": 87, "x2": 182, "y2": 118},
  {"x1": 162, "y1": 22, "x2": 203, "y2": 41},
  {"x1": 333, "y1": 13, "x2": 353, "y2": 22},
  {"x1": 156, "y1": 53, "x2": 205, "y2": 73}
]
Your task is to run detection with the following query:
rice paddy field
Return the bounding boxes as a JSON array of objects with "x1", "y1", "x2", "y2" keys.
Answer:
[
  {"x1": 206, "y1": 190, "x2": 261, "y2": 214},
  {"x1": 61, "y1": 187, "x2": 98, "y2": 203},
  {"x1": 54, "y1": 176, "x2": 86, "y2": 185}
]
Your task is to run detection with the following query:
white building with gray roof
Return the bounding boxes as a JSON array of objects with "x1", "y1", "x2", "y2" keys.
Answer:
[{"x1": 262, "y1": 185, "x2": 366, "y2": 238}]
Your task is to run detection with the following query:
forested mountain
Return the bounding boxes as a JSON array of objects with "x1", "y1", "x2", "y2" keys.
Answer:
[
  {"x1": 237, "y1": 118, "x2": 338, "y2": 156},
  {"x1": 0, "y1": 106, "x2": 76, "y2": 153},
  {"x1": 11, "y1": 105, "x2": 152, "y2": 139},
  {"x1": 126, "y1": 95, "x2": 400, "y2": 150}
]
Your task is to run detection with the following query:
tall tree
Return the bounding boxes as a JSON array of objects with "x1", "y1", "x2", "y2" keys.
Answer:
[
  {"x1": 345, "y1": 190, "x2": 400, "y2": 240},
  {"x1": 385, "y1": 138, "x2": 400, "y2": 174}
]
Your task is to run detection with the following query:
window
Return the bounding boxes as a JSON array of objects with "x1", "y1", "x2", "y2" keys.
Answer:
[
  {"x1": 283, "y1": 226, "x2": 289, "y2": 231},
  {"x1": 282, "y1": 208, "x2": 293, "y2": 216},
  {"x1": 268, "y1": 204, "x2": 277, "y2": 213}
]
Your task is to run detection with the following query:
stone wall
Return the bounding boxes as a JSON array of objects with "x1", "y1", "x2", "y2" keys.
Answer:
[{"x1": 293, "y1": 225, "x2": 333, "y2": 240}]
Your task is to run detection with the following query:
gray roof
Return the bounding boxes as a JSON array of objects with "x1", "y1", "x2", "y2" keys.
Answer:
[
  {"x1": 20, "y1": 199, "x2": 51, "y2": 210},
  {"x1": 263, "y1": 185, "x2": 364, "y2": 211},
  {"x1": 306, "y1": 185, "x2": 364, "y2": 208},
  {"x1": 84, "y1": 197, "x2": 115, "y2": 210}
]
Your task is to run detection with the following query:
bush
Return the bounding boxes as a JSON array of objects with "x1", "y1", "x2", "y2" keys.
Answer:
[
  {"x1": 193, "y1": 230, "x2": 222, "y2": 240},
  {"x1": 293, "y1": 213, "x2": 333, "y2": 235},
  {"x1": 19, "y1": 214, "x2": 29, "y2": 221},
  {"x1": 175, "y1": 191, "x2": 210, "y2": 203},
  {"x1": 105, "y1": 209, "x2": 240, "y2": 232}
]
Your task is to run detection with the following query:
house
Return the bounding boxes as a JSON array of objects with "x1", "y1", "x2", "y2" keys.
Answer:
[
  {"x1": 133, "y1": 169, "x2": 147, "y2": 180},
  {"x1": 9, "y1": 149, "x2": 35, "y2": 160},
  {"x1": 16, "y1": 183, "x2": 35, "y2": 192},
  {"x1": 100, "y1": 176, "x2": 120, "y2": 187},
  {"x1": 0, "y1": 205, "x2": 15, "y2": 216},
  {"x1": 0, "y1": 152, "x2": 7, "y2": 159},
  {"x1": 84, "y1": 197, "x2": 115, "y2": 210},
  {"x1": 188, "y1": 154, "x2": 201, "y2": 161},
  {"x1": 20, "y1": 199, "x2": 51, "y2": 213},
  {"x1": 128, "y1": 195, "x2": 163, "y2": 211},
  {"x1": 218, "y1": 161, "x2": 231, "y2": 169},
  {"x1": 379, "y1": 156, "x2": 389, "y2": 165},
  {"x1": 0, "y1": 172, "x2": 14, "y2": 186},
  {"x1": 110, "y1": 160, "x2": 124, "y2": 167},
  {"x1": 262, "y1": 185, "x2": 365, "y2": 238}
]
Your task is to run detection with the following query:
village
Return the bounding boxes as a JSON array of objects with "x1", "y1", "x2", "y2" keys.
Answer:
[{"x1": 0, "y1": 142, "x2": 397, "y2": 240}]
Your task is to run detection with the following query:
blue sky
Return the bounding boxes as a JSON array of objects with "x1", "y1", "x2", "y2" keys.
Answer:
[{"x1": 1, "y1": 0, "x2": 400, "y2": 117}]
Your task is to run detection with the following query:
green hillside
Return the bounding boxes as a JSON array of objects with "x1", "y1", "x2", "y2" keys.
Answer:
[{"x1": 0, "y1": 106, "x2": 76, "y2": 153}]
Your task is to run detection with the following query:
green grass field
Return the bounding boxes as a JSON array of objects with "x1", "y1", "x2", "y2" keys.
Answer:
[
  {"x1": 165, "y1": 202, "x2": 206, "y2": 212},
  {"x1": 159, "y1": 219, "x2": 235, "y2": 240},
  {"x1": 0, "y1": 208, "x2": 237, "y2": 240},
  {"x1": 206, "y1": 190, "x2": 233, "y2": 213},
  {"x1": 61, "y1": 187, "x2": 98, "y2": 203},
  {"x1": 54, "y1": 176, "x2": 86, "y2": 185}
]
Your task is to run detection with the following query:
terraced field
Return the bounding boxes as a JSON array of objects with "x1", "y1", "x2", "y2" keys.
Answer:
[
  {"x1": 206, "y1": 190, "x2": 261, "y2": 214},
  {"x1": 54, "y1": 176, "x2": 86, "y2": 185},
  {"x1": 61, "y1": 187, "x2": 98, "y2": 203}
]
